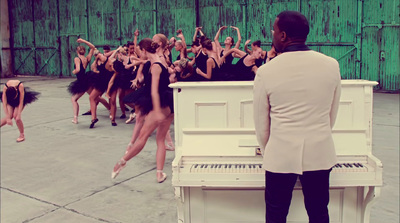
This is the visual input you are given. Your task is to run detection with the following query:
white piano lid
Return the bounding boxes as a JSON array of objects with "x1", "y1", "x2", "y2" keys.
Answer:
[
  {"x1": 169, "y1": 80, "x2": 378, "y2": 89},
  {"x1": 169, "y1": 81, "x2": 254, "y2": 89}
]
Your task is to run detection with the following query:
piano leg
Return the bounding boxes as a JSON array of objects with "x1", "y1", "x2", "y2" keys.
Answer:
[
  {"x1": 362, "y1": 186, "x2": 381, "y2": 223},
  {"x1": 175, "y1": 187, "x2": 185, "y2": 223}
]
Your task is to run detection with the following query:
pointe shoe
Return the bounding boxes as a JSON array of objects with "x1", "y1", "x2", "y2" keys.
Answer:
[
  {"x1": 111, "y1": 121, "x2": 117, "y2": 126},
  {"x1": 120, "y1": 114, "x2": 126, "y2": 119},
  {"x1": 111, "y1": 159, "x2": 127, "y2": 179},
  {"x1": 90, "y1": 118, "x2": 98, "y2": 128},
  {"x1": 166, "y1": 143, "x2": 175, "y2": 151},
  {"x1": 125, "y1": 113, "x2": 136, "y2": 124},
  {"x1": 72, "y1": 116, "x2": 78, "y2": 124},
  {"x1": 16, "y1": 136, "x2": 25, "y2": 143},
  {"x1": 82, "y1": 111, "x2": 91, "y2": 115},
  {"x1": 157, "y1": 170, "x2": 167, "y2": 183}
]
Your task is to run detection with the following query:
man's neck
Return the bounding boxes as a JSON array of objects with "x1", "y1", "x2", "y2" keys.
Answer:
[{"x1": 282, "y1": 41, "x2": 309, "y2": 53}]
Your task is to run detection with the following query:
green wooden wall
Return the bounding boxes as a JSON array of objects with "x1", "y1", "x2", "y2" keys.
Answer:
[{"x1": 8, "y1": 0, "x2": 400, "y2": 91}]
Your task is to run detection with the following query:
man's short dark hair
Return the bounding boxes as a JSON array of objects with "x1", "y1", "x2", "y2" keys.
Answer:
[
  {"x1": 252, "y1": 40, "x2": 261, "y2": 47},
  {"x1": 103, "y1": 45, "x2": 111, "y2": 51},
  {"x1": 277, "y1": 11, "x2": 309, "y2": 40}
]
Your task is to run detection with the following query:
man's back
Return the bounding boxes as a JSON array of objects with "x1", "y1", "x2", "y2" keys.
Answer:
[{"x1": 254, "y1": 50, "x2": 341, "y2": 174}]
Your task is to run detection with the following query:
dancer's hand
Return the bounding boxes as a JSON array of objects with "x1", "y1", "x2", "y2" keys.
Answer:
[
  {"x1": 134, "y1": 29, "x2": 139, "y2": 36},
  {"x1": 130, "y1": 79, "x2": 137, "y2": 89},
  {"x1": 220, "y1": 26, "x2": 228, "y2": 30},
  {"x1": 137, "y1": 75, "x2": 144, "y2": 86},
  {"x1": 105, "y1": 92, "x2": 111, "y2": 99},
  {"x1": 169, "y1": 72, "x2": 177, "y2": 83},
  {"x1": 245, "y1": 39, "x2": 251, "y2": 46},
  {"x1": 195, "y1": 67, "x2": 201, "y2": 74}
]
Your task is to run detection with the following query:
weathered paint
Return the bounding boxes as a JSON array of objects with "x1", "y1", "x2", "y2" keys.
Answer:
[
  {"x1": 1, "y1": 0, "x2": 13, "y2": 77},
  {"x1": 7, "y1": 0, "x2": 400, "y2": 91},
  {"x1": 361, "y1": 0, "x2": 400, "y2": 91},
  {"x1": 58, "y1": 0, "x2": 88, "y2": 76}
]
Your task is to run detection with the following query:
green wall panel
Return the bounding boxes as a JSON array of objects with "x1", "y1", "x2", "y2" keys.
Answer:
[
  {"x1": 362, "y1": 0, "x2": 400, "y2": 91},
  {"x1": 7, "y1": 0, "x2": 400, "y2": 91},
  {"x1": 247, "y1": 0, "x2": 297, "y2": 42},
  {"x1": 363, "y1": 0, "x2": 399, "y2": 24},
  {"x1": 10, "y1": 0, "x2": 34, "y2": 48},
  {"x1": 303, "y1": 0, "x2": 358, "y2": 43},
  {"x1": 120, "y1": 0, "x2": 155, "y2": 45},
  {"x1": 199, "y1": 0, "x2": 244, "y2": 43},
  {"x1": 13, "y1": 49, "x2": 36, "y2": 74},
  {"x1": 58, "y1": 0, "x2": 88, "y2": 76},
  {"x1": 88, "y1": 0, "x2": 120, "y2": 46},
  {"x1": 33, "y1": 0, "x2": 59, "y2": 76},
  {"x1": 157, "y1": 0, "x2": 196, "y2": 60}
]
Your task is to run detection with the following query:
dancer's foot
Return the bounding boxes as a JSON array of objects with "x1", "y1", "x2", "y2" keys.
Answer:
[
  {"x1": 125, "y1": 113, "x2": 136, "y2": 124},
  {"x1": 111, "y1": 121, "x2": 117, "y2": 126},
  {"x1": 82, "y1": 111, "x2": 91, "y2": 115},
  {"x1": 157, "y1": 170, "x2": 167, "y2": 183},
  {"x1": 89, "y1": 118, "x2": 98, "y2": 128},
  {"x1": 120, "y1": 114, "x2": 126, "y2": 119},
  {"x1": 72, "y1": 116, "x2": 78, "y2": 124},
  {"x1": 111, "y1": 158, "x2": 127, "y2": 179},
  {"x1": 16, "y1": 134, "x2": 25, "y2": 143},
  {"x1": 166, "y1": 142, "x2": 175, "y2": 151}
]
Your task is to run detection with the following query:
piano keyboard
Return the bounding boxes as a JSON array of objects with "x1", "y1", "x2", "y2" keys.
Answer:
[{"x1": 189, "y1": 163, "x2": 369, "y2": 174}]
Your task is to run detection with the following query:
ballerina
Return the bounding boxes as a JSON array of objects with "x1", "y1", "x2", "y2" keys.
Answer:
[{"x1": 1, "y1": 79, "x2": 40, "y2": 142}]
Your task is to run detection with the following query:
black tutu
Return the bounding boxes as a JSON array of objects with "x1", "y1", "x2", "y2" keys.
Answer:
[
  {"x1": 108, "y1": 70, "x2": 136, "y2": 94},
  {"x1": 85, "y1": 71, "x2": 98, "y2": 88},
  {"x1": 123, "y1": 87, "x2": 173, "y2": 115},
  {"x1": 67, "y1": 79, "x2": 89, "y2": 95},
  {"x1": 92, "y1": 70, "x2": 114, "y2": 93},
  {"x1": 118, "y1": 70, "x2": 136, "y2": 90},
  {"x1": 0, "y1": 87, "x2": 40, "y2": 107}
]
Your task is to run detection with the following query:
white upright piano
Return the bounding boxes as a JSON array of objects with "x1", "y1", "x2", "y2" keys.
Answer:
[{"x1": 170, "y1": 80, "x2": 382, "y2": 223}]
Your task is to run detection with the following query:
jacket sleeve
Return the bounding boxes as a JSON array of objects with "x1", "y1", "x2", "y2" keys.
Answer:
[
  {"x1": 253, "y1": 71, "x2": 271, "y2": 156},
  {"x1": 330, "y1": 63, "x2": 342, "y2": 128}
]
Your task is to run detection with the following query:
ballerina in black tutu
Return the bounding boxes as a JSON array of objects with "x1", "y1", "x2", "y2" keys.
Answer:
[
  {"x1": 112, "y1": 38, "x2": 174, "y2": 183},
  {"x1": 68, "y1": 38, "x2": 96, "y2": 124},
  {"x1": 104, "y1": 57, "x2": 145, "y2": 126},
  {"x1": 1, "y1": 80, "x2": 40, "y2": 142},
  {"x1": 88, "y1": 46, "x2": 123, "y2": 128}
]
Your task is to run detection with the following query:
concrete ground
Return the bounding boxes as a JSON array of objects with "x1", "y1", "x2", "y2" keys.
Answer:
[{"x1": 0, "y1": 76, "x2": 399, "y2": 223}]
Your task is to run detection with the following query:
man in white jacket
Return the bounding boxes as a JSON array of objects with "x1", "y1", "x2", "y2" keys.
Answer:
[{"x1": 253, "y1": 11, "x2": 341, "y2": 223}]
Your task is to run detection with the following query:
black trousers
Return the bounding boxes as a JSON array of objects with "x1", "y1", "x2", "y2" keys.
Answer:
[{"x1": 265, "y1": 169, "x2": 332, "y2": 223}]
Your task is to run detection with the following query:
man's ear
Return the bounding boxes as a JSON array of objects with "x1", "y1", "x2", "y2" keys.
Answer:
[{"x1": 280, "y1": 31, "x2": 287, "y2": 42}]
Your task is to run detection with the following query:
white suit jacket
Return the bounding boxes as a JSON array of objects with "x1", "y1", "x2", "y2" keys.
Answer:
[{"x1": 253, "y1": 50, "x2": 341, "y2": 174}]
